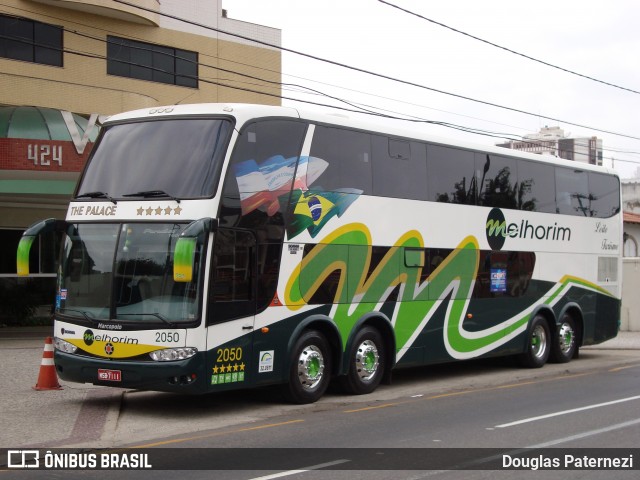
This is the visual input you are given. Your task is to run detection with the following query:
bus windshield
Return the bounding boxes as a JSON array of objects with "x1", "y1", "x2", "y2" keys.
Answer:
[
  {"x1": 57, "y1": 223, "x2": 205, "y2": 325},
  {"x1": 77, "y1": 118, "x2": 232, "y2": 199}
]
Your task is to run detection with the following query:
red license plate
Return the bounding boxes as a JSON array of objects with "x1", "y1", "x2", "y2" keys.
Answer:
[{"x1": 98, "y1": 369, "x2": 122, "y2": 382}]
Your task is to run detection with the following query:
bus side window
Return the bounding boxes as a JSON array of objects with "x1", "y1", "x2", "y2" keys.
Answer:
[
  {"x1": 555, "y1": 168, "x2": 589, "y2": 216},
  {"x1": 476, "y1": 154, "x2": 516, "y2": 209},
  {"x1": 309, "y1": 126, "x2": 372, "y2": 194},
  {"x1": 517, "y1": 160, "x2": 555, "y2": 213},
  {"x1": 372, "y1": 136, "x2": 427, "y2": 200},
  {"x1": 220, "y1": 119, "x2": 308, "y2": 222},
  {"x1": 427, "y1": 145, "x2": 475, "y2": 205},
  {"x1": 589, "y1": 172, "x2": 620, "y2": 218}
]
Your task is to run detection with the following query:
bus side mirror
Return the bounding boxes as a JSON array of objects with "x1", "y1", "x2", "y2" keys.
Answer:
[
  {"x1": 173, "y1": 218, "x2": 216, "y2": 283},
  {"x1": 16, "y1": 218, "x2": 67, "y2": 276}
]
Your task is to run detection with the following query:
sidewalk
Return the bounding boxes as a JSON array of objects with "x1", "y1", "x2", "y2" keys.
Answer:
[
  {"x1": 582, "y1": 330, "x2": 640, "y2": 350},
  {"x1": 0, "y1": 325, "x2": 53, "y2": 338},
  {"x1": 0, "y1": 326, "x2": 122, "y2": 448}
]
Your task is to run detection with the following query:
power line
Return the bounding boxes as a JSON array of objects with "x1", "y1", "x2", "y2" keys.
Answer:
[
  {"x1": 3, "y1": 38, "x2": 638, "y2": 167},
  {"x1": 283, "y1": 87, "x2": 640, "y2": 163},
  {"x1": 4, "y1": 0, "x2": 640, "y2": 148},
  {"x1": 2, "y1": 4, "x2": 639, "y2": 166},
  {"x1": 59, "y1": 28, "x2": 519, "y2": 138},
  {"x1": 378, "y1": 0, "x2": 640, "y2": 96},
  {"x1": 112, "y1": 0, "x2": 640, "y2": 142},
  {"x1": 70, "y1": 48, "x2": 640, "y2": 165}
]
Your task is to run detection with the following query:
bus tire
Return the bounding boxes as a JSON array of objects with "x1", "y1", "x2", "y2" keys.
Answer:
[
  {"x1": 549, "y1": 313, "x2": 578, "y2": 363},
  {"x1": 282, "y1": 330, "x2": 331, "y2": 404},
  {"x1": 340, "y1": 326, "x2": 385, "y2": 395},
  {"x1": 517, "y1": 315, "x2": 550, "y2": 368}
]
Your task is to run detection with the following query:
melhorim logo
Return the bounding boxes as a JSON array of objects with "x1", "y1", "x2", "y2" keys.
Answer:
[
  {"x1": 83, "y1": 329, "x2": 139, "y2": 346},
  {"x1": 486, "y1": 208, "x2": 572, "y2": 250},
  {"x1": 84, "y1": 329, "x2": 95, "y2": 346}
]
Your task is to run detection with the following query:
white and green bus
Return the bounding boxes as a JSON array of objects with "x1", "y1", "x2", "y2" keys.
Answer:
[{"x1": 17, "y1": 104, "x2": 621, "y2": 403}]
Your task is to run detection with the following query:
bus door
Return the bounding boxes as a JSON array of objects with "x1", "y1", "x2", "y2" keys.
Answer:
[{"x1": 206, "y1": 228, "x2": 257, "y2": 389}]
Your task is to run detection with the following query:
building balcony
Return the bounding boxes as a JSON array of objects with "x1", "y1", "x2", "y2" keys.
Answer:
[{"x1": 29, "y1": 0, "x2": 159, "y2": 26}]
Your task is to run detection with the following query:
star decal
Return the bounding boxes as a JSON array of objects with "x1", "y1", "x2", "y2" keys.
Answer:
[{"x1": 136, "y1": 205, "x2": 181, "y2": 215}]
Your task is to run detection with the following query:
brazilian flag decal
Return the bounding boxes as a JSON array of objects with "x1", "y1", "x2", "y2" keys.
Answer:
[{"x1": 285, "y1": 188, "x2": 362, "y2": 239}]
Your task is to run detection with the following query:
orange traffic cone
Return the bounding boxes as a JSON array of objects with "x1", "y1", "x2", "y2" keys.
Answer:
[{"x1": 33, "y1": 337, "x2": 62, "y2": 391}]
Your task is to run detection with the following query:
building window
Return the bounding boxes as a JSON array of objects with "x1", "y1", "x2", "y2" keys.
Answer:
[
  {"x1": 624, "y1": 233, "x2": 638, "y2": 257},
  {"x1": 107, "y1": 36, "x2": 198, "y2": 88},
  {"x1": 0, "y1": 15, "x2": 62, "y2": 66}
]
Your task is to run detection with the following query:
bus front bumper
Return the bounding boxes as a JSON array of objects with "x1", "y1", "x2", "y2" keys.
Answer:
[{"x1": 54, "y1": 350, "x2": 208, "y2": 393}]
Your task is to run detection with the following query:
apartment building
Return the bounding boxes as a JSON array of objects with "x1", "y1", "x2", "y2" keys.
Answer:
[{"x1": 497, "y1": 126, "x2": 603, "y2": 166}]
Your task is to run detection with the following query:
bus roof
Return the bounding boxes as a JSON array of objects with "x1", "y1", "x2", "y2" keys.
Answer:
[{"x1": 104, "y1": 103, "x2": 618, "y2": 177}]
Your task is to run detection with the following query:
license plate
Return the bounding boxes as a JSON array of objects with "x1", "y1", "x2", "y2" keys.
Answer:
[{"x1": 98, "y1": 369, "x2": 122, "y2": 382}]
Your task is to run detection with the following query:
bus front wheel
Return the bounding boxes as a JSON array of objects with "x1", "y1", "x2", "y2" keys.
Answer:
[
  {"x1": 340, "y1": 326, "x2": 385, "y2": 395},
  {"x1": 517, "y1": 315, "x2": 550, "y2": 368},
  {"x1": 283, "y1": 330, "x2": 331, "y2": 404}
]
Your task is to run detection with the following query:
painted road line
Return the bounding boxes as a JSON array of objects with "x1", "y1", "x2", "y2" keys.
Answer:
[
  {"x1": 343, "y1": 372, "x2": 597, "y2": 415},
  {"x1": 423, "y1": 372, "x2": 591, "y2": 402},
  {"x1": 496, "y1": 395, "x2": 640, "y2": 428},
  {"x1": 134, "y1": 419, "x2": 305, "y2": 448},
  {"x1": 528, "y1": 418, "x2": 640, "y2": 448},
  {"x1": 344, "y1": 403, "x2": 399, "y2": 413},
  {"x1": 248, "y1": 459, "x2": 351, "y2": 480},
  {"x1": 464, "y1": 419, "x2": 640, "y2": 470},
  {"x1": 609, "y1": 364, "x2": 640, "y2": 372}
]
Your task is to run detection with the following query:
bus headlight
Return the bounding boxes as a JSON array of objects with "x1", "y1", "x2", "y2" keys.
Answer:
[
  {"x1": 149, "y1": 347, "x2": 198, "y2": 362},
  {"x1": 54, "y1": 337, "x2": 78, "y2": 354}
]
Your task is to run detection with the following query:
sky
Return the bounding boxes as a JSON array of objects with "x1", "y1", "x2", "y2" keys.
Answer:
[{"x1": 221, "y1": 0, "x2": 640, "y2": 179}]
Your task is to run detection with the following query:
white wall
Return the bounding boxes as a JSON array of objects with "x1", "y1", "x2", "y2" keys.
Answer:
[
  {"x1": 622, "y1": 181, "x2": 640, "y2": 213},
  {"x1": 622, "y1": 258, "x2": 640, "y2": 331},
  {"x1": 158, "y1": 0, "x2": 281, "y2": 49},
  {"x1": 159, "y1": 0, "x2": 220, "y2": 36}
]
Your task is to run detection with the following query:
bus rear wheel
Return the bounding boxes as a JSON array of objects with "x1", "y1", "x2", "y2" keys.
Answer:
[
  {"x1": 517, "y1": 315, "x2": 550, "y2": 368},
  {"x1": 340, "y1": 326, "x2": 385, "y2": 395},
  {"x1": 282, "y1": 330, "x2": 331, "y2": 404},
  {"x1": 550, "y1": 313, "x2": 578, "y2": 363}
]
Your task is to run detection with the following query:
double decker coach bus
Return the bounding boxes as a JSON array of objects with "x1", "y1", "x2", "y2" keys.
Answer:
[{"x1": 17, "y1": 104, "x2": 621, "y2": 404}]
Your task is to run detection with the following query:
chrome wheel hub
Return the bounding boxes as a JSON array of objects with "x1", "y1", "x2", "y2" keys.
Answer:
[
  {"x1": 531, "y1": 324, "x2": 548, "y2": 359},
  {"x1": 355, "y1": 339, "x2": 379, "y2": 381},
  {"x1": 297, "y1": 345, "x2": 325, "y2": 390},
  {"x1": 558, "y1": 322, "x2": 575, "y2": 355}
]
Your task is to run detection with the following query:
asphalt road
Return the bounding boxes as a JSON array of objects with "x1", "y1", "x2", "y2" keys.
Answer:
[{"x1": 2, "y1": 331, "x2": 640, "y2": 479}]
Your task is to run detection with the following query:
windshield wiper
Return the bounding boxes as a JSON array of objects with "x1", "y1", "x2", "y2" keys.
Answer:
[
  {"x1": 117, "y1": 313, "x2": 177, "y2": 328},
  {"x1": 57, "y1": 308, "x2": 100, "y2": 324},
  {"x1": 122, "y1": 190, "x2": 180, "y2": 203},
  {"x1": 76, "y1": 191, "x2": 117, "y2": 205}
]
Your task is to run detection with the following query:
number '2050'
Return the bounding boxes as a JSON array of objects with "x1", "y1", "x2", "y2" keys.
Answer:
[
  {"x1": 156, "y1": 332, "x2": 179, "y2": 343},
  {"x1": 217, "y1": 347, "x2": 242, "y2": 363}
]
